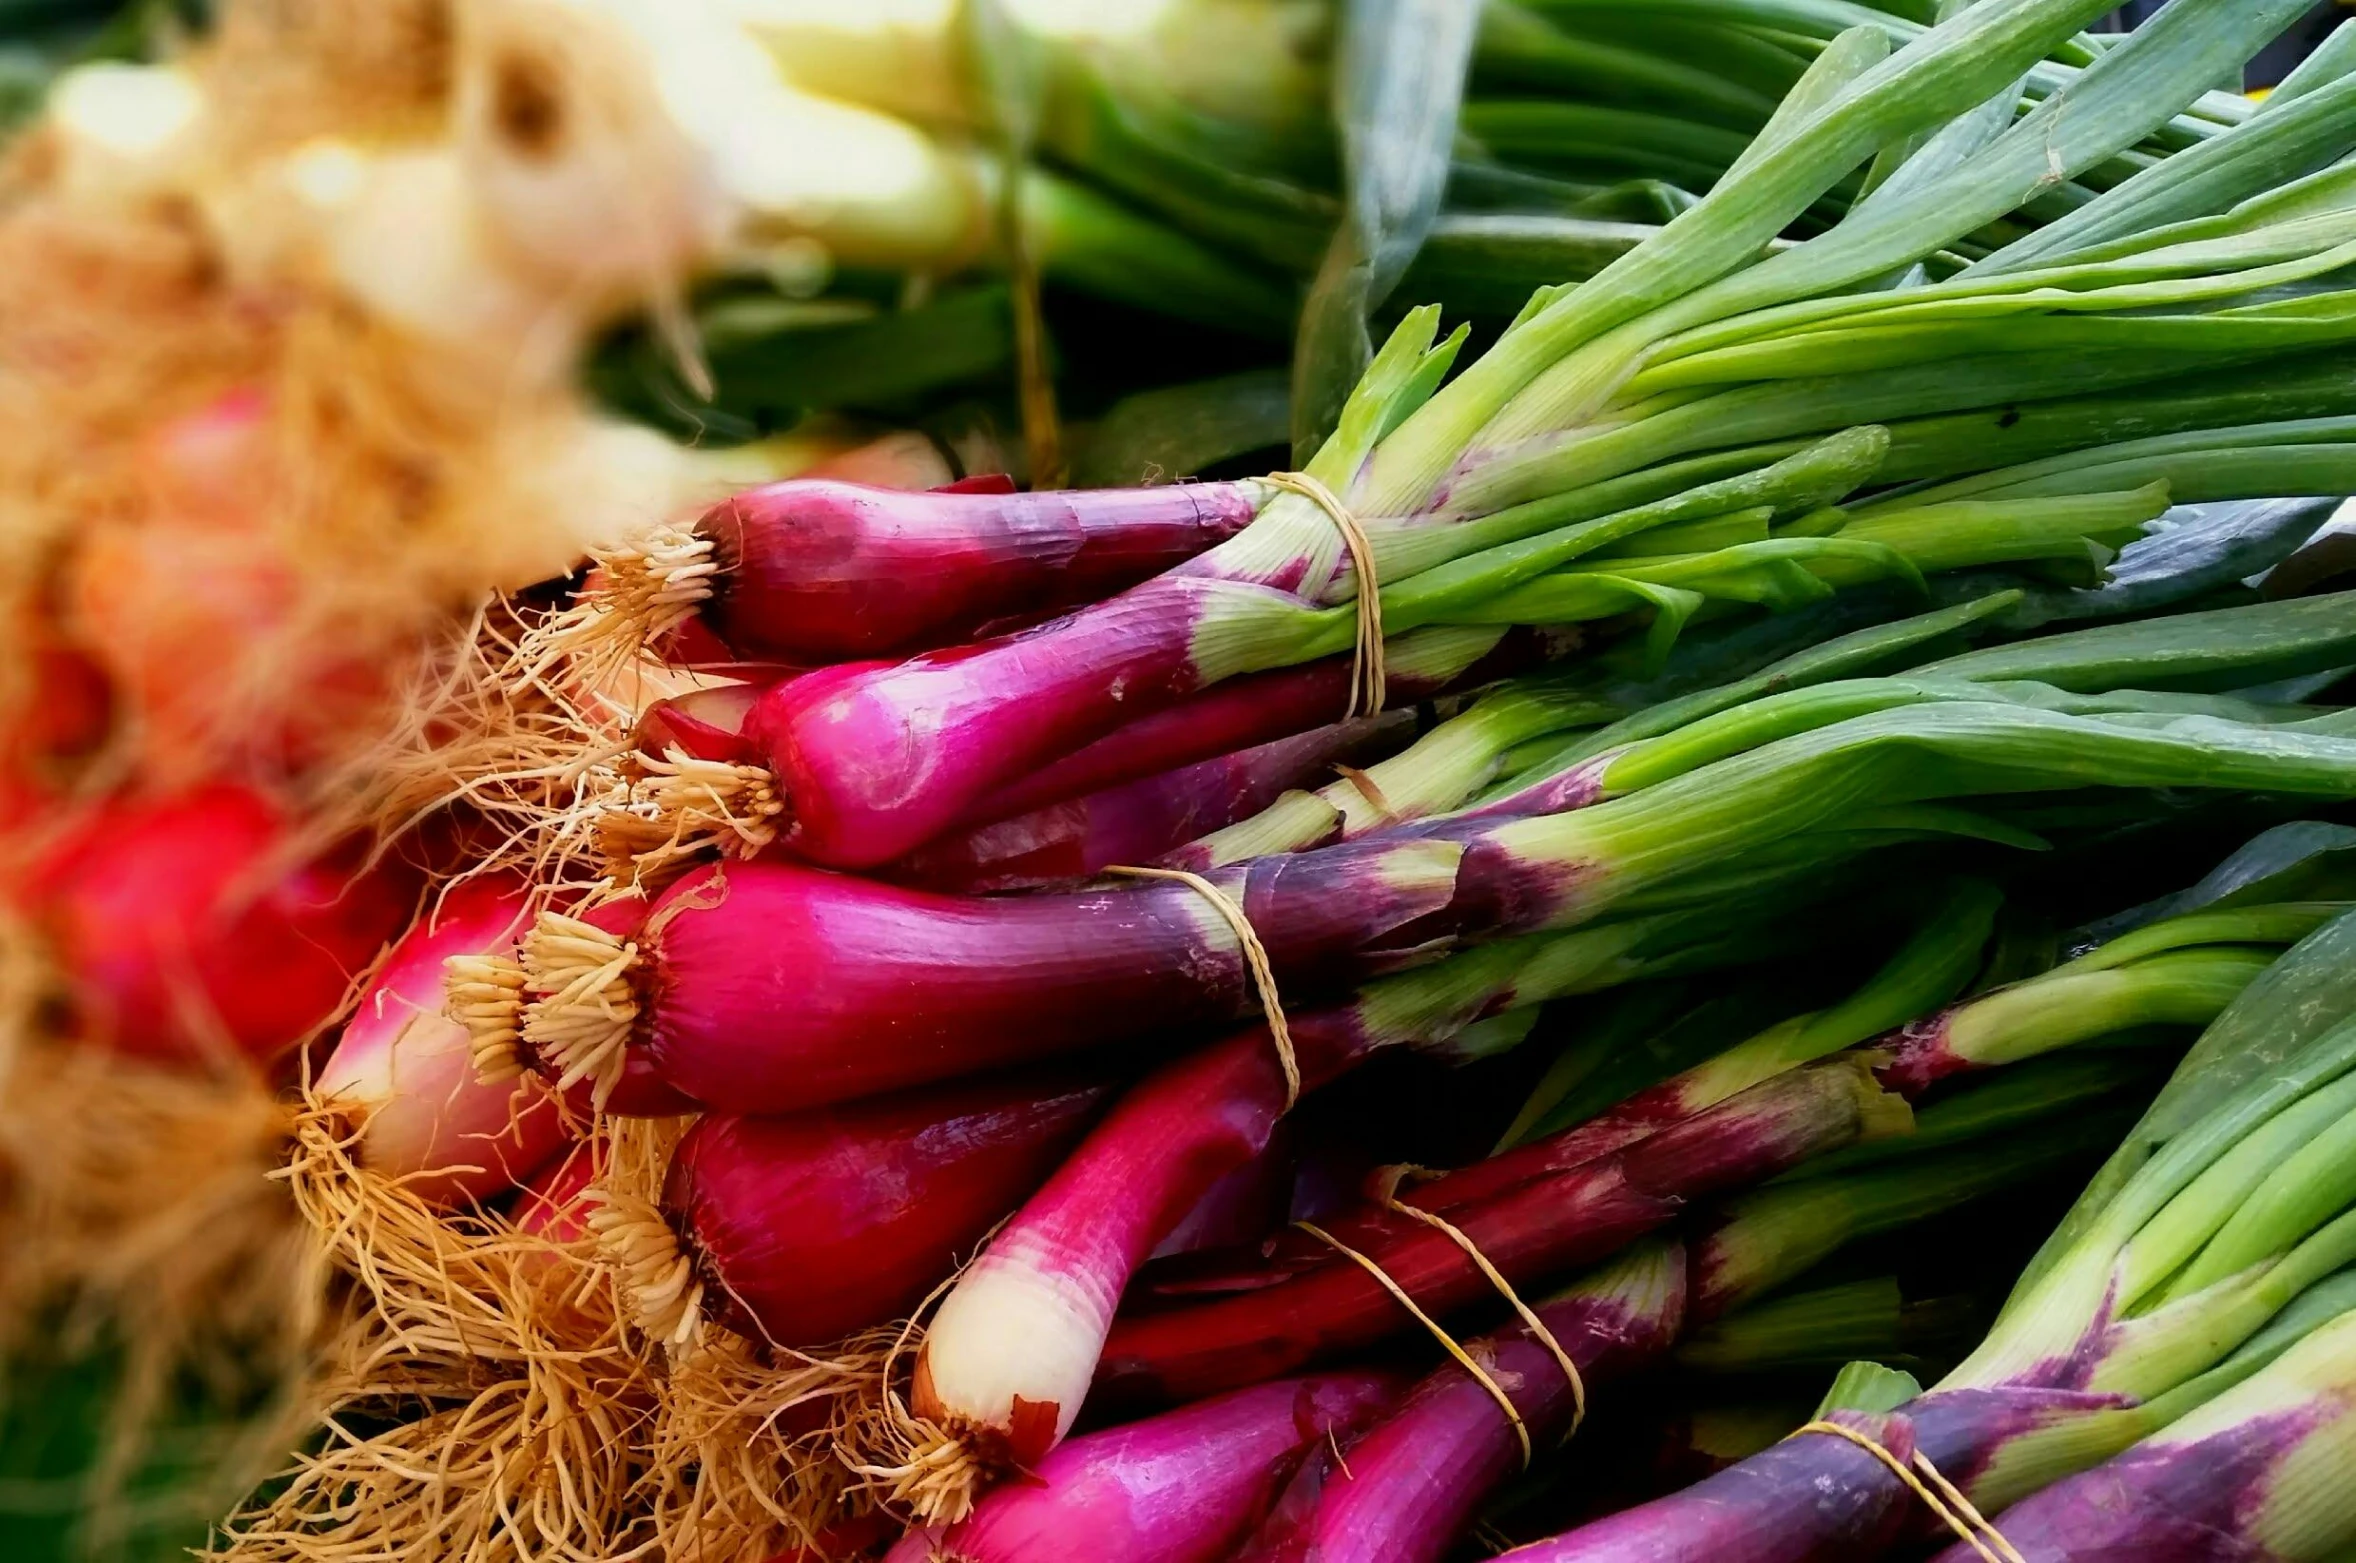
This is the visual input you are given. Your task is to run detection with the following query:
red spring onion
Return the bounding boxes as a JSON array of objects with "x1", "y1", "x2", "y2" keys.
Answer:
[
  {"x1": 585, "y1": 476, "x2": 1262, "y2": 666},
  {"x1": 603, "y1": 620, "x2": 1543, "y2": 880},
  {"x1": 1506, "y1": 977, "x2": 2356, "y2": 1561},
  {"x1": 60, "y1": 389, "x2": 394, "y2": 779},
  {"x1": 622, "y1": 626, "x2": 1529, "y2": 826},
  {"x1": 882, "y1": 1372, "x2": 1401, "y2": 1563},
  {"x1": 317, "y1": 874, "x2": 571, "y2": 1206},
  {"x1": 1181, "y1": 882, "x2": 2002, "y2": 1280},
  {"x1": 17, "y1": 782, "x2": 417, "y2": 1063},
  {"x1": 887, "y1": 913, "x2": 1740, "y2": 1480},
  {"x1": 616, "y1": 350, "x2": 1906, "y2": 871},
  {"x1": 0, "y1": 615, "x2": 111, "y2": 813},
  {"x1": 1922, "y1": 1307, "x2": 2356, "y2": 1563},
  {"x1": 889, "y1": 712, "x2": 1417, "y2": 893},
  {"x1": 470, "y1": 844, "x2": 1464, "y2": 1114},
  {"x1": 596, "y1": 1070, "x2": 1114, "y2": 1350}
]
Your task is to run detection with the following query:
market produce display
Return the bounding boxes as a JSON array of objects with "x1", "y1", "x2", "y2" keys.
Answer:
[{"x1": 11, "y1": 3, "x2": 2356, "y2": 1563}]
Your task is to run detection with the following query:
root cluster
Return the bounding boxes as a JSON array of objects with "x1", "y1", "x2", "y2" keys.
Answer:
[{"x1": 215, "y1": 1101, "x2": 883, "y2": 1562}]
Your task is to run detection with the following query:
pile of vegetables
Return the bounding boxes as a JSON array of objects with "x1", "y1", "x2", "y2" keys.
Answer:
[{"x1": 13, "y1": 1, "x2": 2356, "y2": 1561}]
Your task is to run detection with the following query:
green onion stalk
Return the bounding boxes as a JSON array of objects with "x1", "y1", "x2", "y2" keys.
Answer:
[
  {"x1": 1501, "y1": 915, "x2": 2356, "y2": 1562},
  {"x1": 1449, "y1": 586, "x2": 2356, "y2": 828},
  {"x1": 653, "y1": 0, "x2": 2356, "y2": 877},
  {"x1": 1168, "y1": 595, "x2": 2020, "y2": 871},
  {"x1": 1177, "y1": 587, "x2": 2356, "y2": 867}
]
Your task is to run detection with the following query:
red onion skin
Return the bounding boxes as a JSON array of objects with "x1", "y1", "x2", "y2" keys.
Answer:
[
  {"x1": 65, "y1": 390, "x2": 400, "y2": 778},
  {"x1": 4, "y1": 627, "x2": 112, "y2": 773},
  {"x1": 558, "y1": 1057, "x2": 699, "y2": 1119},
  {"x1": 905, "y1": 1006, "x2": 1404, "y2": 1461},
  {"x1": 703, "y1": 479, "x2": 1259, "y2": 663},
  {"x1": 1093, "y1": 1063, "x2": 1891, "y2": 1408},
  {"x1": 656, "y1": 613, "x2": 746, "y2": 670},
  {"x1": 1250, "y1": 1063, "x2": 1761, "y2": 1268},
  {"x1": 318, "y1": 875, "x2": 570, "y2": 1205},
  {"x1": 743, "y1": 596, "x2": 1577, "y2": 869},
  {"x1": 634, "y1": 847, "x2": 1460, "y2": 1114},
  {"x1": 0, "y1": 632, "x2": 110, "y2": 834},
  {"x1": 891, "y1": 714, "x2": 1413, "y2": 893},
  {"x1": 954, "y1": 623, "x2": 1574, "y2": 831},
  {"x1": 18, "y1": 783, "x2": 416, "y2": 1063},
  {"x1": 1410, "y1": 1082, "x2": 1745, "y2": 1220},
  {"x1": 811, "y1": 628, "x2": 1577, "y2": 864},
  {"x1": 1239, "y1": 1008, "x2": 1987, "y2": 1278},
  {"x1": 667, "y1": 1071, "x2": 1116, "y2": 1347},
  {"x1": 882, "y1": 1372, "x2": 1401, "y2": 1563}
]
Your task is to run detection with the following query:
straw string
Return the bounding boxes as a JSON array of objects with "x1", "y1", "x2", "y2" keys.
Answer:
[
  {"x1": 1105, "y1": 866, "x2": 1299, "y2": 1109},
  {"x1": 1380, "y1": 1197, "x2": 1586, "y2": 1440},
  {"x1": 1263, "y1": 470, "x2": 1386, "y2": 719},
  {"x1": 1296, "y1": 1220, "x2": 1535, "y2": 1468},
  {"x1": 1789, "y1": 1420, "x2": 2026, "y2": 1563}
]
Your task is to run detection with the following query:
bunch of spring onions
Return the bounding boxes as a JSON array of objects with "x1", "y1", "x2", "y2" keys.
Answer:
[
  {"x1": 805, "y1": 852, "x2": 2349, "y2": 1556},
  {"x1": 201, "y1": 525, "x2": 2338, "y2": 1562},
  {"x1": 859, "y1": 817, "x2": 2356, "y2": 1543},
  {"x1": 411, "y1": 578, "x2": 2356, "y2": 1552},
  {"x1": 891, "y1": 857, "x2": 2338, "y2": 1507},
  {"x1": 893, "y1": 1082, "x2": 2129, "y2": 1563},
  {"x1": 161, "y1": 2, "x2": 2356, "y2": 1560}
]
